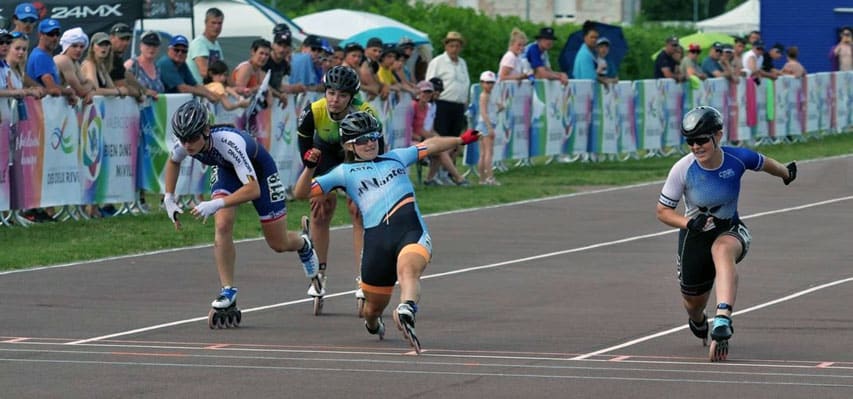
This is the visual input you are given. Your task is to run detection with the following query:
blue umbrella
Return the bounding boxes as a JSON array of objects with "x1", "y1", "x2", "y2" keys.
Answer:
[
  {"x1": 342, "y1": 26, "x2": 430, "y2": 47},
  {"x1": 559, "y1": 22, "x2": 628, "y2": 79}
]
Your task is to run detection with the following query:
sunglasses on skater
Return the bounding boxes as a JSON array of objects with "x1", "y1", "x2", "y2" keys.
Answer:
[
  {"x1": 347, "y1": 132, "x2": 382, "y2": 145},
  {"x1": 686, "y1": 136, "x2": 712, "y2": 146}
]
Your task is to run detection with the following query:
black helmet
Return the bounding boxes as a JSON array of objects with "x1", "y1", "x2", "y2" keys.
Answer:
[
  {"x1": 340, "y1": 111, "x2": 381, "y2": 144},
  {"x1": 324, "y1": 66, "x2": 360, "y2": 94},
  {"x1": 681, "y1": 106, "x2": 723, "y2": 137},
  {"x1": 171, "y1": 100, "x2": 210, "y2": 142}
]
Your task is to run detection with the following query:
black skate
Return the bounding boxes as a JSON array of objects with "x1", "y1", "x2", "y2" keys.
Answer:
[
  {"x1": 709, "y1": 315, "x2": 733, "y2": 362},
  {"x1": 689, "y1": 314, "x2": 709, "y2": 347},
  {"x1": 208, "y1": 303, "x2": 242, "y2": 329},
  {"x1": 365, "y1": 316, "x2": 385, "y2": 341}
]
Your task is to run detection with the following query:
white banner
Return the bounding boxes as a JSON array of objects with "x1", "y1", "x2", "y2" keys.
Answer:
[{"x1": 40, "y1": 96, "x2": 82, "y2": 207}]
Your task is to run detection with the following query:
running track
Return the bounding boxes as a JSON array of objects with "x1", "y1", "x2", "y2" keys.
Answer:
[{"x1": 2, "y1": 156, "x2": 852, "y2": 398}]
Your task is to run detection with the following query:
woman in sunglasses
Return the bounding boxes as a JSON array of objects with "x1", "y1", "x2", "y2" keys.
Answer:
[
  {"x1": 656, "y1": 106, "x2": 797, "y2": 362},
  {"x1": 294, "y1": 111, "x2": 480, "y2": 354}
]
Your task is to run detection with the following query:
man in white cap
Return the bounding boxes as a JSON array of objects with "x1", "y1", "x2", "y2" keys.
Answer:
[{"x1": 54, "y1": 27, "x2": 95, "y2": 104}]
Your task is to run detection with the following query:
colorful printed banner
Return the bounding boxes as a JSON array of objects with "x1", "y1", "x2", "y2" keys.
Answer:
[
  {"x1": 39, "y1": 97, "x2": 81, "y2": 207},
  {"x1": 633, "y1": 80, "x2": 665, "y2": 151},
  {"x1": 493, "y1": 80, "x2": 532, "y2": 161},
  {"x1": 80, "y1": 98, "x2": 140, "y2": 204},
  {"x1": 0, "y1": 102, "x2": 9, "y2": 211},
  {"x1": 267, "y1": 98, "x2": 301, "y2": 190},
  {"x1": 837, "y1": 72, "x2": 853, "y2": 132}
]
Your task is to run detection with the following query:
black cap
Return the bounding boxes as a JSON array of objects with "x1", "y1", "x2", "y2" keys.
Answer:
[
  {"x1": 274, "y1": 31, "x2": 292, "y2": 45},
  {"x1": 366, "y1": 37, "x2": 383, "y2": 49},
  {"x1": 272, "y1": 23, "x2": 290, "y2": 36},
  {"x1": 343, "y1": 42, "x2": 364, "y2": 54},
  {"x1": 140, "y1": 31, "x2": 161, "y2": 46},
  {"x1": 535, "y1": 27, "x2": 557, "y2": 40},
  {"x1": 380, "y1": 43, "x2": 399, "y2": 58},
  {"x1": 665, "y1": 35, "x2": 679, "y2": 45},
  {"x1": 751, "y1": 39, "x2": 765, "y2": 48},
  {"x1": 429, "y1": 77, "x2": 444, "y2": 92},
  {"x1": 110, "y1": 23, "x2": 132, "y2": 38},
  {"x1": 771, "y1": 43, "x2": 785, "y2": 52},
  {"x1": 712, "y1": 41, "x2": 724, "y2": 50},
  {"x1": 303, "y1": 34, "x2": 321, "y2": 48}
]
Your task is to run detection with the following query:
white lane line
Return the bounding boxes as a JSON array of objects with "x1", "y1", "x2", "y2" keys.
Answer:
[
  {"x1": 3, "y1": 358, "x2": 853, "y2": 387},
  {"x1": 570, "y1": 277, "x2": 853, "y2": 361},
  {"x1": 67, "y1": 194, "x2": 853, "y2": 345}
]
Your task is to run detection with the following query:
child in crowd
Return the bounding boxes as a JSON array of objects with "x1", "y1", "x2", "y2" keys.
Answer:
[
  {"x1": 411, "y1": 80, "x2": 467, "y2": 186},
  {"x1": 204, "y1": 60, "x2": 250, "y2": 110},
  {"x1": 476, "y1": 71, "x2": 502, "y2": 185}
]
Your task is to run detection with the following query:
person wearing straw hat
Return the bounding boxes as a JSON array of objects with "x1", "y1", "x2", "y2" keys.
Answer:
[{"x1": 426, "y1": 31, "x2": 470, "y2": 177}]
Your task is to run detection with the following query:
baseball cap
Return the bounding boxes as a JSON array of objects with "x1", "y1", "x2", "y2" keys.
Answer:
[
  {"x1": 712, "y1": 41, "x2": 724, "y2": 51},
  {"x1": 398, "y1": 37, "x2": 415, "y2": 49},
  {"x1": 319, "y1": 38, "x2": 333, "y2": 54},
  {"x1": 140, "y1": 30, "x2": 161, "y2": 46},
  {"x1": 303, "y1": 35, "x2": 321, "y2": 49},
  {"x1": 417, "y1": 80, "x2": 434, "y2": 92},
  {"x1": 595, "y1": 37, "x2": 611, "y2": 46},
  {"x1": 751, "y1": 39, "x2": 765, "y2": 48},
  {"x1": 38, "y1": 19, "x2": 61, "y2": 34},
  {"x1": 274, "y1": 30, "x2": 292, "y2": 45},
  {"x1": 429, "y1": 77, "x2": 444, "y2": 92},
  {"x1": 688, "y1": 43, "x2": 701, "y2": 52},
  {"x1": 343, "y1": 42, "x2": 364, "y2": 54},
  {"x1": 169, "y1": 35, "x2": 189, "y2": 48},
  {"x1": 110, "y1": 23, "x2": 132, "y2": 38},
  {"x1": 91, "y1": 32, "x2": 110, "y2": 46},
  {"x1": 722, "y1": 44, "x2": 734, "y2": 53},
  {"x1": 479, "y1": 70, "x2": 496, "y2": 82},
  {"x1": 366, "y1": 37, "x2": 383, "y2": 49},
  {"x1": 535, "y1": 27, "x2": 557, "y2": 41},
  {"x1": 380, "y1": 43, "x2": 399, "y2": 58},
  {"x1": 665, "y1": 35, "x2": 679, "y2": 45},
  {"x1": 15, "y1": 3, "x2": 38, "y2": 20}
]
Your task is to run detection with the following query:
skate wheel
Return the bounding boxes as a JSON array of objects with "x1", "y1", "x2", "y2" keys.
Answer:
[
  {"x1": 313, "y1": 297, "x2": 324, "y2": 316},
  {"x1": 234, "y1": 309, "x2": 242, "y2": 326},
  {"x1": 356, "y1": 298, "x2": 365, "y2": 318},
  {"x1": 224, "y1": 312, "x2": 235, "y2": 328},
  {"x1": 208, "y1": 309, "x2": 218, "y2": 329},
  {"x1": 709, "y1": 339, "x2": 728, "y2": 362}
]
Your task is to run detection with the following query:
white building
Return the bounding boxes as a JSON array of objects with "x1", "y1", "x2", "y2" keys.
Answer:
[{"x1": 414, "y1": 0, "x2": 640, "y2": 24}]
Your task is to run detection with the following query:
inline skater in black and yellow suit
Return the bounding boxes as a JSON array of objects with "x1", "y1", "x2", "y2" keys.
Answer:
[{"x1": 297, "y1": 66, "x2": 381, "y2": 316}]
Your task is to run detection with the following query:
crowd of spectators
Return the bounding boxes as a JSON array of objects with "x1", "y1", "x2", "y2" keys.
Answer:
[{"x1": 1, "y1": 1, "x2": 848, "y2": 220}]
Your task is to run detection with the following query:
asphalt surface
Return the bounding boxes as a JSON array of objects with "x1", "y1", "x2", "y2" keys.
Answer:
[{"x1": 1, "y1": 155, "x2": 852, "y2": 398}]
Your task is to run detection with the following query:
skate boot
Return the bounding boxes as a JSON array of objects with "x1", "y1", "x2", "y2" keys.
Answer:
[
  {"x1": 365, "y1": 316, "x2": 385, "y2": 341},
  {"x1": 208, "y1": 286, "x2": 242, "y2": 329},
  {"x1": 709, "y1": 315, "x2": 733, "y2": 362},
  {"x1": 393, "y1": 301, "x2": 421, "y2": 354},
  {"x1": 355, "y1": 276, "x2": 366, "y2": 318},
  {"x1": 298, "y1": 215, "x2": 320, "y2": 278},
  {"x1": 688, "y1": 314, "x2": 709, "y2": 347}
]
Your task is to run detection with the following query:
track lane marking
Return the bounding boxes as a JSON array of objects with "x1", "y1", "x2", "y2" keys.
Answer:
[{"x1": 67, "y1": 194, "x2": 853, "y2": 345}]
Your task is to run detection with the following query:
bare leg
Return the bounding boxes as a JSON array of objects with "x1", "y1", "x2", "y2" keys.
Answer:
[{"x1": 213, "y1": 206, "x2": 237, "y2": 287}]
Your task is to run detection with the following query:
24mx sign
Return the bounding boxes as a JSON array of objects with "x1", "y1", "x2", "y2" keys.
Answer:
[{"x1": 51, "y1": 4, "x2": 123, "y2": 19}]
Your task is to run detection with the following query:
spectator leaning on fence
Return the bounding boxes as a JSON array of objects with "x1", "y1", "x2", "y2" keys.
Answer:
[
  {"x1": 830, "y1": 26, "x2": 852, "y2": 72},
  {"x1": 595, "y1": 37, "x2": 619, "y2": 85},
  {"x1": 741, "y1": 40, "x2": 764, "y2": 82},
  {"x1": 82, "y1": 32, "x2": 133, "y2": 98},
  {"x1": 760, "y1": 43, "x2": 784, "y2": 80},
  {"x1": 204, "y1": 60, "x2": 249, "y2": 111},
  {"x1": 572, "y1": 23, "x2": 599, "y2": 81},
  {"x1": 54, "y1": 27, "x2": 95, "y2": 105},
  {"x1": 108, "y1": 23, "x2": 147, "y2": 101},
  {"x1": 5, "y1": 30, "x2": 43, "y2": 97},
  {"x1": 700, "y1": 42, "x2": 728, "y2": 80},
  {"x1": 527, "y1": 27, "x2": 569, "y2": 84},
  {"x1": 232, "y1": 38, "x2": 270, "y2": 94},
  {"x1": 498, "y1": 27, "x2": 531, "y2": 82},
  {"x1": 124, "y1": 30, "x2": 165, "y2": 98},
  {"x1": 781, "y1": 46, "x2": 807, "y2": 78},
  {"x1": 11, "y1": 3, "x2": 38, "y2": 37},
  {"x1": 289, "y1": 35, "x2": 324, "y2": 92},
  {"x1": 654, "y1": 36, "x2": 681, "y2": 81},
  {"x1": 157, "y1": 34, "x2": 219, "y2": 103},
  {"x1": 0, "y1": 29, "x2": 37, "y2": 98},
  {"x1": 26, "y1": 19, "x2": 76, "y2": 104},
  {"x1": 265, "y1": 23, "x2": 304, "y2": 103},
  {"x1": 188, "y1": 7, "x2": 225, "y2": 86},
  {"x1": 731, "y1": 37, "x2": 746, "y2": 75},
  {"x1": 359, "y1": 37, "x2": 388, "y2": 100}
]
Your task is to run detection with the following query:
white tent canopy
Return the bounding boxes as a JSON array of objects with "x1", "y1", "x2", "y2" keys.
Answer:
[
  {"x1": 696, "y1": 0, "x2": 760, "y2": 36},
  {"x1": 293, "y1": 9, "x2": 428, "y2": 41}
]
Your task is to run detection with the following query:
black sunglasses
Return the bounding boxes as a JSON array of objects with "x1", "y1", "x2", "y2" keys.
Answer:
[
  {"x1": 348, "y1": 132, "x2": 382, "y2": 145},
  {"x1": 685, "y1": 136, "x2": 712, "y2": 146},
  {"x1": 171, "y1": 47, "x2": 188, "y2": 54},
  {"x1": 44, "y1": 30, "x2": 60, "y2": 37},
  {"x1": 21, "y1": 18, "x2": 37, "y2": 24}
]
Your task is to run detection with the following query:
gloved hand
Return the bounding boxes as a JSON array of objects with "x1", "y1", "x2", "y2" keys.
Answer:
[
  {"x1": 460, "y1": 128, "x2": 480, "y2": 145},
  {"x1": 783, "y1": 161, "x2": 797, "y2": 185},
  {"x1": 686, "y1": 214, "x2": 709, "y2": 232},
  {"x1": 163, "y1": 193, "x2": 183, "y2": 224},
  {"x1": 193, "y1": 198, "x2": 225, "y2": 218},
  {"x1": 302, "y1": 148, "x2": 320, "y2": 169}
]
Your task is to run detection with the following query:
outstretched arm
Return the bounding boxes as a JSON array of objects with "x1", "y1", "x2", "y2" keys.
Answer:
[{"x1": 762, "y1": 157, "x2": 796, "y2": 184}]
